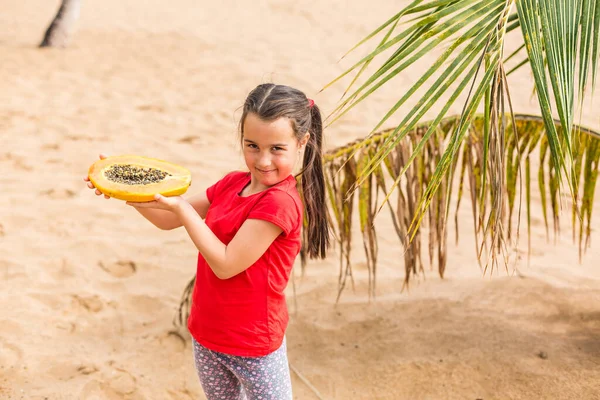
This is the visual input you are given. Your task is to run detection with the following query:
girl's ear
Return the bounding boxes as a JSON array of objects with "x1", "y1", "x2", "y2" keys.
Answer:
[{"x1": 300, "y1": 132, "x2": 310, "y2": 148}]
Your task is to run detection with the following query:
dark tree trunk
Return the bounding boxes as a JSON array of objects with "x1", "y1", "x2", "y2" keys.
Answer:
[{"x1": 39, "y1": 0, "x2": 82, "y2": 48}]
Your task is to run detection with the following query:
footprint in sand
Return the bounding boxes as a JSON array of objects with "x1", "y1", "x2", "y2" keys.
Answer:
[
  {"x1": 98, "y1": 260, "x2": 137, "y2": 278},
  {"x1": 14, "y1": 158, "x2": 33, "y2": 171},
  {"x1": 1, "y1": 259, "x2": 27, "y2": 280},
  {"x1": 167, "y1": 388, "x2": 195, "y2": 400},
  {"x1": 46, "y1": 258, "x2": 76, "y2": 280},
  {"x1": 40, "y1": 188, "x2": 77, "y2": 199},
  {"x1": 79, "y1": 368, "x2": 137, "y2": 398},
  {"x1": 79, "y1": 380, "x2": 111, "y2": 399},
  {"x1": 55, "y1": 321, "x2": 77, "y2": 333},
  {"x1": 0, "y1": 339, "x2": 23, "y2": 369},
  {"x1": 0, "y1": 152, "x2": 33, "y2": 171},
  {"x1": 64, "y1": 134, "x2": 94, "y2": 142},
  {"x1": 41, "y1": 143, "x2": 60, "y2": 151},
  {"x1": 178, "y1": 135, "x2": 202, "y2": 144},
  {"x1": 71, "y1": 294, "x2": 104, "y2": 313},
  {"x1": 47, "y1": 363, "x2": 99, "y2": 381},
  {"x1": 107, "y1": 368, "x2": 137, "y2": 395},
  {"x1": 137, "y1": 104, "x2": 165, "y2": 113},
  {"x1": 157, "y1": 330, "x2": 187, "y2": 353},
  {"x1": 78, "y1": 365, "x2": 99, "y2": 375}
]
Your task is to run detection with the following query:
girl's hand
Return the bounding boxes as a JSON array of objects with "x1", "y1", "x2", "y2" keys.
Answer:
[
  {"x1": 84, "y1": 153, "x2": 110, "y2": 199},
  {"x1": 126, "y1": 194, "x2": 186, "y2": 212}
]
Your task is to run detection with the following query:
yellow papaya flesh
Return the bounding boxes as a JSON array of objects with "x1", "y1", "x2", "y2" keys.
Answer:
[{"x1": 88, "y1": 155, "x2": 192, "y2": 202}]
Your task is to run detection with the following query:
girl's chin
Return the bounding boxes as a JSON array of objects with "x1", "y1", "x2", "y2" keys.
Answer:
[
  {"x1": 259, "y1": 177, "x2": 278, "y2": 187},
  {"x1": 252, "y1": 171, "x2": 283, "y2": 186}
]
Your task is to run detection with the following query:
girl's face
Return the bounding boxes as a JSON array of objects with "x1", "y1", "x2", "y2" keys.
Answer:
[{"x1": 242, "y1": 113, "x2": 309, "y2": 191}]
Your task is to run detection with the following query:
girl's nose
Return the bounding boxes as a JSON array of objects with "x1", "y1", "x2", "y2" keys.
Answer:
[{"x1": 257, "y1": 153, "x2": 272, "y2": 168}]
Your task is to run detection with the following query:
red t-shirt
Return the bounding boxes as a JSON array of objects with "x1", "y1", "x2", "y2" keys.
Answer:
[{"x1": 187, "y1": 171, "x2": 302, "y2": 357}]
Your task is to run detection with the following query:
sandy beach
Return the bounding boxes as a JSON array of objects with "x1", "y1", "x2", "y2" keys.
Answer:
[{"x1": 1, "y1": 1, "x2": 599, "y2": 399}]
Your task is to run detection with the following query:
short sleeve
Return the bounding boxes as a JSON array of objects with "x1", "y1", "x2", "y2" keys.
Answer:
[
  {"x1": 206, "y1": 171, "x2": 241, "y2": 203},
  {"x1": 248, "y1": 190, "x2": 300, "y2": 236}
]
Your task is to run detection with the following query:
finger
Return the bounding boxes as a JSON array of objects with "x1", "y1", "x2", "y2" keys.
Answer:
[
  {"x1": 84, "y1": 176, "x2": 90, "y2": 182},
  {"x1": 87, "y1": 182, "x2": 95, "y2": 189},
  {"x1": 104, "y1": 194, "x2": 110, "y2": 199},
  {"x1": 95, "y1": 189, "x2": 102, "y2": 196},
  {"x1": 99, "y1": 153, "x2": 108, "y2": 160}
]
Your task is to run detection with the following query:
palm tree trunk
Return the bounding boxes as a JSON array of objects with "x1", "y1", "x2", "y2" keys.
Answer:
[{"x1": 39, "y1": 0, "x2": 82, "y2": 48}]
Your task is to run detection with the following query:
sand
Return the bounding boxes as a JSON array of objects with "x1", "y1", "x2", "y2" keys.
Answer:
[{"x1": 1, "y1": 0, "x2": 599, "y2": 399}]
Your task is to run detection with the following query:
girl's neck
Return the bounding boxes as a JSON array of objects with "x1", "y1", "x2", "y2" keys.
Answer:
[{"x1": 239, "y1": 174, "x2": 289, "y2": 197}]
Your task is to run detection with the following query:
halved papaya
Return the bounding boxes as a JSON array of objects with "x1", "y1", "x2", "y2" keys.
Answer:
[{"x1": 88, "y1": 155, "x2": 192, "y2": 202}]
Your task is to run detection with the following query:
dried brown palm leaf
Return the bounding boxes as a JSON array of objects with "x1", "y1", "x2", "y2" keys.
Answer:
[{"x1": 322, "y1": 113, "x2": 600, "y2": 299}]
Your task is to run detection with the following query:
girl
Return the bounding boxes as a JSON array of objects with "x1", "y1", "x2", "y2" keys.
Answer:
[{"x1": 84, "y1": 83, "x2": 330, "y2": 400}]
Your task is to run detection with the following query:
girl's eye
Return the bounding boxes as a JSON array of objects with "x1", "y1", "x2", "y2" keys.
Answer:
[
  {"x1": 247, "y1": 144, "x2": 258, "y2": 149},
  {"x1": 272, "y1": 147, "x2": 284, "y2": 152}
]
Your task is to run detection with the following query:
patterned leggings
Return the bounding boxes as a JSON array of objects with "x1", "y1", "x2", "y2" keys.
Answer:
[{"x1": 192, "y1": 338, "x2": 293, "y2": 400}]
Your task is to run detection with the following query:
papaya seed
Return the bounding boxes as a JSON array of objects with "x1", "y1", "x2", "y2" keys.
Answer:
[{"x1": 105, "y1": 164, "x2": 171, "y2": 185}]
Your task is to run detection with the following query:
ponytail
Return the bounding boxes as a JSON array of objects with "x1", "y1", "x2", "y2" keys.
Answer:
[{"x1": 300, "y1": 104, "x2": 330, "y2": 259}]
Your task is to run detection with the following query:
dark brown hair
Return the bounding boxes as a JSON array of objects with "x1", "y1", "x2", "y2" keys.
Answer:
[{"x1": 239, "y1": 83, "x2": 329, "y2": 259}]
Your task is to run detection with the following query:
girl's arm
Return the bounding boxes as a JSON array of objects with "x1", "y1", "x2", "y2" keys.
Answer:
[
  {"x1": 133, "y1": 208, "x2": 180, "y2": 230},
  {"x1": 128, "y1": 195, "x2": 280, "y2": 279},
  {"x1": 175, "y1": 201, "x2": 282, "y2": 279},
  {"x1": 133, "y1": 191, "x2": 211, "y2": 230}
]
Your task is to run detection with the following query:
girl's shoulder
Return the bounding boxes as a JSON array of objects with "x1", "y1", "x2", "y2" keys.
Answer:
[
  {"x1": 249, "y1": 177, "x2": 303, "y2": 235},
  {"x1": 261, "y1": 175, "x2": 300, "y2": 202},
  {"x1": 256, "y1": 176, "x2": 303, "y2": 214}
]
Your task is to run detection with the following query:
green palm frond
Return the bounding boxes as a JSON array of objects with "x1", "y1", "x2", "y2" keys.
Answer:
[
  {"x1": 322, "y1": 0, "x2": 600, "y2": 280},
  {"x1": 320, "y1": 114, "x2": 600, "y2": 298}
]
